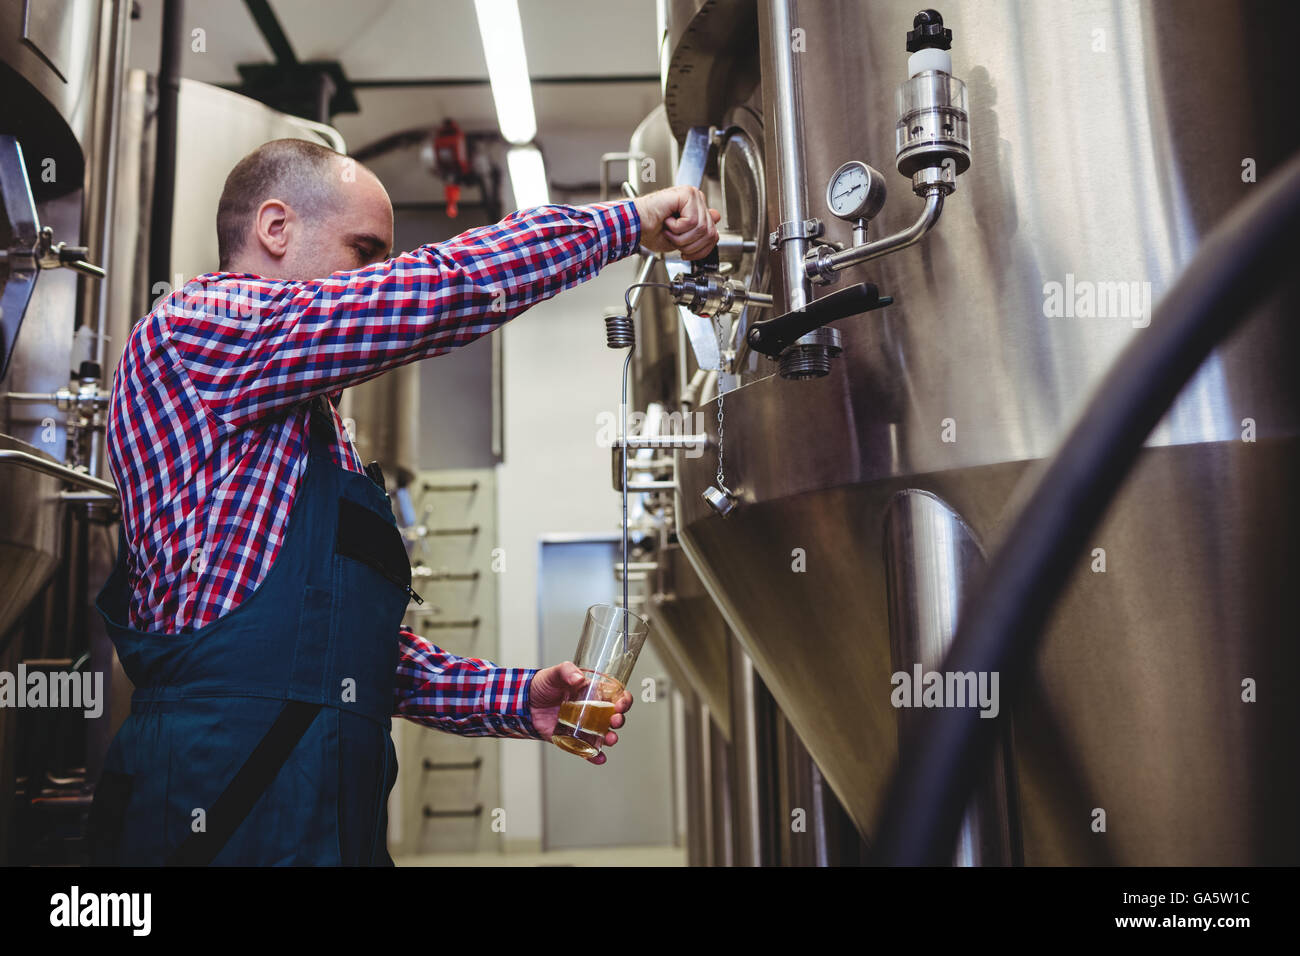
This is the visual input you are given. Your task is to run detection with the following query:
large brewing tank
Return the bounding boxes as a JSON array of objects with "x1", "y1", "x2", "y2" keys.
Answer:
[
  {"x1": 671, "y1": 0, "x2": 1300, "y2": 864},
  {"x1": 623, "y1": 97, "x2": 871, "y2": 865},
  {"x1": 616, "y1": 104, "x2": 738, "y2": 864},
  {"x1": 621, "y1": 106, "x2": 734, "y2": 734},
  {"x1": 0, "y1": 0, "x2": 121, "y2": 863},
  {"x1": 0, "y1": 0, "x2": 106, "y2": 638}
]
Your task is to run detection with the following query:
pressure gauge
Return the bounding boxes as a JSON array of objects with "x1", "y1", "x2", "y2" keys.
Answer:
[{"x1": 825, "y1": 160, "x2": 887, "y2": 222}]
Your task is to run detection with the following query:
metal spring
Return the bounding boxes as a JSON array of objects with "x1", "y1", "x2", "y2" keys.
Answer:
[{"x1": 605, "y1": 311, "x2": 636, "y2": 349}]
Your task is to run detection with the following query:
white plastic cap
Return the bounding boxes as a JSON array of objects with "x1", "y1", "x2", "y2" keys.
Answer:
[{"x1": 908, "y1": 47, "x2": 952, "y2": 76}]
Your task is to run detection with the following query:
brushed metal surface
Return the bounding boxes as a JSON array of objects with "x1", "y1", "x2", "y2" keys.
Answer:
[
  {"x1": 0, "y1": 0, "x2": 98, "y2": 195},
  {"x1": 663, "y1": 0, "x2": 761, "y2": 141},
  {"x1": 0, "y1": 187, "x2": 81, "y2": 641},
  {"x1": 647, "y1": 585, "x2": 731, "y2": 737},
  {"x1": 882, "y1": 489, "x2": 1016, "y2": 866},
  {"x1": 0, "y1": 431, "x2": 61, "y2": 638},
  {"x1": 670, "y1": 0, "x2": 1300, "y2": 863}
]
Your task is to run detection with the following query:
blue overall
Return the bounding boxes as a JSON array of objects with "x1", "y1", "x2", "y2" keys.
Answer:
[{"x1": 90, "y1": 397, "x2": 412, "y2": 865}]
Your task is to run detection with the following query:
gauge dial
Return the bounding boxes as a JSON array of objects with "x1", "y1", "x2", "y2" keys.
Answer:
[{"x1": 826, "y1": 161, "x2": 886, "y2": 222}]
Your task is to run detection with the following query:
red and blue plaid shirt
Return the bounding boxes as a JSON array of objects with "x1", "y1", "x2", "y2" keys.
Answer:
[{"x1": 105, "y1": 199, "x2": 641, "y2": 738}]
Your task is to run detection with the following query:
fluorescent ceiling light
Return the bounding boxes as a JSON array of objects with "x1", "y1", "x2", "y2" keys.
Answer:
[
  {"x1": 507, "y1": 146, "x2": 550, "y2": 208},
  {"x1": 474, "y1": 0, "x2": 537, "y2": 145}
]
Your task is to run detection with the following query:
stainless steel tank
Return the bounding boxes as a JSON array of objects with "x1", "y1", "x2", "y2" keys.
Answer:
[
  {"x1": 623, "y1": 93, "x2": 871, "y2": 864},
  {"x1": 0, "y1": 0, "x2": 120, "y2": 863},
  {"x1": 669, "y1": 0, "x2": 1300, "y2": 864},
  {"x1": 0, "y1": 0, "x2": 107, "y2": 638}
]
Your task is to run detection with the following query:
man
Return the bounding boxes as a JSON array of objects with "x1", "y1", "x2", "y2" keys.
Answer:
[{"x1": 88, "y1": 138, "x2": 720, "y2": 865}]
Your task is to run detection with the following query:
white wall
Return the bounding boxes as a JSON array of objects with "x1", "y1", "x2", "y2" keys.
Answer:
[{"x1": 495, "y1": 256, "x2": 639, "y2": 851}]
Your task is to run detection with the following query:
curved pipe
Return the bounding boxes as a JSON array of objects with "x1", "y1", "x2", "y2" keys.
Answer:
[
  {"x1": 680, "y1": 367, "x2": 711, "y2": 411},
  {"x1": 0, "y1": 449, "x2": 120, "y2": 497},
  {"x1": 870, "y1": 150, "x2": 1300, "y2": 865},
  {"x1": 808, "y1": 187, "x2": 945, "y2": 280}
]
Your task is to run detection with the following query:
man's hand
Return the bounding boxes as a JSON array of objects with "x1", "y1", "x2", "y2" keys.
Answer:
[
  {"x1": 632, "y1": 186, "x2": 722, "y2": 259},
  {"x1": 529, "y1": 661, "x2": 633, "y2": 766}
]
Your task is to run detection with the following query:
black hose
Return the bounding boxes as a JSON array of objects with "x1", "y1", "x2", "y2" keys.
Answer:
[
  {"x1": 870, "y1": 150, "x2": 1300, "y2": 865},
  {"x1": 148, "y1": 0, "x2": 185, "y2": 294}
]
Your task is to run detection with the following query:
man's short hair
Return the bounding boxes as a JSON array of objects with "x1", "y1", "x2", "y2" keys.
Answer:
[{"x1": 216, "y1": 138, "x2": 348, "y2": 270}]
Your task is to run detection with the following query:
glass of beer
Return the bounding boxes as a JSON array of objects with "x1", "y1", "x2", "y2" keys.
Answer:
[{"x1": 551, "y1": 604, "x2": 651, "y2": 759}]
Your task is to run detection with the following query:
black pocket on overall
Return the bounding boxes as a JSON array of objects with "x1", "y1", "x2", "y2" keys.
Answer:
[{"x1": 334, "y1": 497, "x2": 412, "y2": 595}]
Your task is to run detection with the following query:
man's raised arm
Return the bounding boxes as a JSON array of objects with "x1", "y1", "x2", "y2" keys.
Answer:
[{"x1": 166, "y1": 199, "x2": 640, "y2": 428}]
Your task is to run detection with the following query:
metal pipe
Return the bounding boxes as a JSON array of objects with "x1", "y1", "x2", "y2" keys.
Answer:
[
  {"x1": 763, "y1": 0, "x2": 813, "y2": 314},
  {"x1": 78, "y1": 0, "x2": 130, "y2": 479},
  {"x1": 409, "y1": 568, "x2": 480, "y2": 582},
  {"x1": 59, "y1": 491, "x2": 118, "y2": 503},
  {"x1": 729, "y1": 641, "x2": 764, "y2": 866},
  {"x1": 809, "y1": 762, "x2": 830, "y2": 867},
  {"x1": 617, "y1": 435, "x2": 707, "y2": 449},
  {"x1": 613, "y1": 434, "x2": 707, "y2": 450},
  {"x1": 600, "y1": 152, "x2": 644, "y2": 200},
  {"x1": 625, "y1": 255, "x2": 659, "y2": 314},
  {"x1": 82, "y1": 0, "x2": 129, "y2": 366},
  {"x1": 149, "y1": 0, "x2": 185, "y2": 294},
  {"x1": 626, "y1": 456, "x2": 674, "y2": 470},
  {"x1": 728, "y1": 296, "x2": 768, "y2": 375},
  {"x1": 810, "y1": 188, "x2": 945, "y2": 278},
  {"x1": 3, "y1": 392, "x2": 58, "y2": 402},
  {"x1": 419, "y1": 618, "x2": 481, "y2": 630},
  {"x1": 680, "y1": 367, "x2": 710, "y2": 410},
  {"x1": 423, "y1": 481, "x2": 479, "y2": 493},
  {"x1": 614, "y1": 562, "x2": 660, "y2": 572},
  {"x1": 0, "y1": 450, "x2": 119, "y2": 497},
  {"x1": 422, "y1": 757, "x2": 483, "y2": 771},
  {"x1": 627, "y1": 480, "x2": 676, "y2": 492},
  {"x1": 422, "y1": 805, "x2": 482, "y2": 819},
  {"x1": 243, "y1": 0, "x2": 299, "y2": 65},
  {"x1": 882, "y1": 489, "x2": 1015, "y2": 865}
]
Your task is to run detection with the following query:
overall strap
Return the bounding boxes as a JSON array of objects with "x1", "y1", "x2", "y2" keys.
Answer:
[
  {"x1": 166, "y1": 397, "x2": 337, "y2": 865},
  {"x1": 166, "y1": 700, "x2": 322, "y2": 866}
]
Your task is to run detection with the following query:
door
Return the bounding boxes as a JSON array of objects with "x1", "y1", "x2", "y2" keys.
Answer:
[{"x1": 538, "y1": 535, "x2": 675, "y2": 850}]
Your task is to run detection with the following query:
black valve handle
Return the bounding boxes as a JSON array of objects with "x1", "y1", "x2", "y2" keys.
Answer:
[
  {"x1": 690, "y1": 246, "x2": 720, "y2": 272},
  {"x1": 746, "y1": 283, "x2": 893, "y2": 357}
]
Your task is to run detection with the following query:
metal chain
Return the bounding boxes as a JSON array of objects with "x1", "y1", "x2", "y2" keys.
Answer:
[{"x1": 713, "y1": 314, "x2": 726, "y2": 487}]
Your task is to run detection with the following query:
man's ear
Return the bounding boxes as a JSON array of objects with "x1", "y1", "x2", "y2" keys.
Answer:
[{"x1": 253, "y1": 199, "x2": 292, "y2": 259}]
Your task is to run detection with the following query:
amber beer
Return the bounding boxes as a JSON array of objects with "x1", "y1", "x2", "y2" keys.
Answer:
[
  {"x1": 553, "y1": 671, "x2": 624, "y2": 758},
  {"x1": 552, "y1": 605, "x2": 649, "y2": 758}
]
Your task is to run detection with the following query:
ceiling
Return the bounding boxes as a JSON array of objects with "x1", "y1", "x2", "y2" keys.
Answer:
[{"x1": 127, "y1": 0, "x2": 664, "y2": 205}]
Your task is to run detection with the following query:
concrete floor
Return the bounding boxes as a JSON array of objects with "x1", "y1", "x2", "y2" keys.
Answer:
[{"x1": 396, "y1": 845, "x2": 687, "y2": 866}]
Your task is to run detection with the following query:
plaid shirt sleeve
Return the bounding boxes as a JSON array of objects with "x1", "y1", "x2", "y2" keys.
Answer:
[
  {"x1": 394, "y1": 626, "x2": 544, "y2": 739},
  {"x1": 166, "y1": 200, "x2": 641, "y2": 427}
]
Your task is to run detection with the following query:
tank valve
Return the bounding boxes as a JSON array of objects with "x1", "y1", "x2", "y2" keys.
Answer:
[
  {"x1": 896, "y1": 8, "x2": 971, "y2": 195},
  {"x1": 669, "y1": 247, "x2": 773, "y2": 318},
  {"x1": 801, "y1": 8, "x2": 969, "y2": 289}
]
